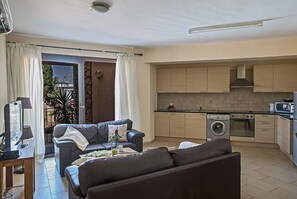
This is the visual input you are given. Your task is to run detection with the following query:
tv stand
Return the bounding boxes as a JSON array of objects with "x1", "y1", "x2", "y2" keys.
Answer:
[{"x1": 0, "y1": 139, "x2": 35, "y2": 198}]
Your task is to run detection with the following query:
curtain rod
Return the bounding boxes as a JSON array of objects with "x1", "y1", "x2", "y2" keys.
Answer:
[{"x1": 6, "y1": 42, "x2": 143, "y2": 56}]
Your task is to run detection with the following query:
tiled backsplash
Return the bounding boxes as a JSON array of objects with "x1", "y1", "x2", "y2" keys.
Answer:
[{"x1": 157, "y1": 89, "x2": 293, "y2": 111}]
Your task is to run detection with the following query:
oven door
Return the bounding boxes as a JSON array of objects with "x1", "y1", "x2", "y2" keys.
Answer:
[{"x1": 230, "y1": 118, "x2": 255, "y2": 137}]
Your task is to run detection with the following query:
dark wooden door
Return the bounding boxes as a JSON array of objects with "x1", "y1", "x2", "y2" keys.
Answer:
[{"x1": 84, "y1": 61, "x2": 115, "y2": 123}]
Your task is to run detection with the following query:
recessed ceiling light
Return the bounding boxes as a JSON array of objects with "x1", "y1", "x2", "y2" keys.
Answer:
[{"x1": 90, "y1": 2, "x2": 110, "y2": 14}]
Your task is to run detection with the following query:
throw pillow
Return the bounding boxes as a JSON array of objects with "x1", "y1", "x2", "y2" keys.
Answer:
[
  {"x1": 178, "y1": 141, "x2": 200, "y2": 149},
  {"x1": 58, "y1": 126, "x2": 89, "y2": 151},
  {"x1": 108, "y1": 124, "x2": 128, "y2": 142}
]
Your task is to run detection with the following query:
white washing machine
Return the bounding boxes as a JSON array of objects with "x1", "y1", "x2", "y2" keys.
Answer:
[{"x1": 207, "y1": 114, "x2": 230, "y2": 141}]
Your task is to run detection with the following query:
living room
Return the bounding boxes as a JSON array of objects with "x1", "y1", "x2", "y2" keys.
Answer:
[{"x1": 1, "y1": 0, "x2": 297, "y2": 199}]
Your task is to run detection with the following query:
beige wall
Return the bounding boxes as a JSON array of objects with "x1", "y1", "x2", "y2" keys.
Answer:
[
  {"x1": 6, "y1": 34, "x2": 153, "y2": 142},
  {"x1": 144, "y1": 36, "x2": 297, "y2": 64},
  {"x1": 0, "y1": 35, "x2": 7, "y2": 133}
]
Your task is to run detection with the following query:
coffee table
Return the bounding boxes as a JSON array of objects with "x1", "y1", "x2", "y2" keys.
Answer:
[{"x1": 80, "y1": 147, "x2": 138, "y2": 159}]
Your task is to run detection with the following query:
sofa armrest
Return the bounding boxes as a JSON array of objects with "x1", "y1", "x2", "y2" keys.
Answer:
[
  {"x1": 65, "y1": 165, "x2": 84, "y2": 198},
  {"x1": 53, "y1": 137, "x2": 77, "y2": 177},
  {"x1": 53, "y1": 137, "x2": 76, "y2": 148},
  {"x1": 127, "y1": 129, "x2": 145, "y2": 152},
  {"x1": 127, "y1": 129, "x2": 145, "y2": 142}
]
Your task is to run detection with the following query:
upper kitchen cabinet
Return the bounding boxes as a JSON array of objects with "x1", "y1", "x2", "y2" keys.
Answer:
[
  {"x1": 156, "y1": 68, "x2": 186, "y2": 93},
  {"x1": 186, "y1": 67, "x2": 207, "y2": 92},
  {"x1": 207, "y1": 66, "x2": 230, "y2": 93},
  {"x1": 253, "y1": 65, "x2": 274, "y2": 92},
  {"x1": 253, "y1": 63, "x2": 297, "y2": 92},
  {"x1": 273, "y1": 63, "x2": 297, "y2": 92},
  {"x1": 156, "y1": 68, "x2": 171, "y2": 92},
  {"x1": 171, "y1": 68, "x2": 186, "y2": 92}
]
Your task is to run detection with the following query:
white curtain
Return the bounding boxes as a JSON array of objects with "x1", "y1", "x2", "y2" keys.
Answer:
[
  {"x1": 115, "y1": 53, "x2": 141, "y2": 130},
  {"x1": 7, "y1": 43, "x2": 45, "y2": 161}
]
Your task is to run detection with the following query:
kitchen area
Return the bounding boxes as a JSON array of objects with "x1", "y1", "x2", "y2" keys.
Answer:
[{"x1": 154, "y1": 60, "x2": 297, "y2": 165}]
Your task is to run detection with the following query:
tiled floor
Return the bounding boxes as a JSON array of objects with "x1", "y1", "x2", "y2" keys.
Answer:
[{"x1": 7, "y1": 141, "x2": 297, "y2": 199}]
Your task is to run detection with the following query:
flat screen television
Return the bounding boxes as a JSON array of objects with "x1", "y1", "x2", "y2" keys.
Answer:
[{"x1": 3, "y1": 101, "x2": 23, "y2": 151}]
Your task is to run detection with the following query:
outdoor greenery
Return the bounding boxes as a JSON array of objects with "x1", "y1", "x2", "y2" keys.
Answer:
[
  {"x1": 52, "y1": 88, "x2": 74, "y2": 124},
  {"x1": 43, "y1": 64, "x2": 75, "y2": 130}
]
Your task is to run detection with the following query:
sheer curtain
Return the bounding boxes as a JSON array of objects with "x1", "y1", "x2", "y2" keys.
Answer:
[
  {"x1": 115, "y1": 53, "x2": 141, "y2": 130},
  {"x1": 7, "y1": 43, "x2": 45, "y2": 161}
]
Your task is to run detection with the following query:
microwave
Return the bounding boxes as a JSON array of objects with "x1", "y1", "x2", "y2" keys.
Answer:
[{"x1": 274, "y1": 102, "x2": 294, "y2": 113}]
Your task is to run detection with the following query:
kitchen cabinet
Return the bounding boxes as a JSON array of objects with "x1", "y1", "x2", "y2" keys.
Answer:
[
  {"x1": 156, "y1": 68, "x2": 186, "y2": 93},
  {"x1": 273, "y1": 63, "x2": 297, "y2": 92},
  {"x1": 207, "y1": 66, "x2": 230, "y2": 93},
  {"x1": 155, "y1": 112, "x2": 170, "y2": 136},
  {"x1": 154, "y1": 112, "x2": 185, "y2": 138},
  {"x1": 186, "y1": 67, "x2": 207, "y2": 92},
  {"x1": 155, "y1": 112, "x2": 207, "y2": 139},
  {"x1": 253, "y1": 63, "x2": 297, "y2": 92},
  {"x1": 276, "y1": 115, "x2": 292, "y2": 155},
  {"x1": 253, "y1": 65, "x2": 274, "y2": 92},
  {"x1": 185, "y1": 113, "x2": 206, "y2": 139},
  {"x1": 156, "y1": 68, "x2": 171, "y2": 93},
  {"x1": 171, "y1": 68, "x2": 186, "y2": 92},
  {"x1": 255, "y1": 115, "x2": 275, "y2": 143},
  {"x1": 169, "y1": 113, "x2": 185, "y2": 137}
]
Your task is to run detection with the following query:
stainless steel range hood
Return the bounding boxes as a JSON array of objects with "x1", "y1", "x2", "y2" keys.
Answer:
[{"x1": 230, "y1": 65, "x2": 254, "y2": 88}]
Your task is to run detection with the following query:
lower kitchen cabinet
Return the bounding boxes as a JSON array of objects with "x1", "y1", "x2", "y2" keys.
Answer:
[
  {"x1": 155, "y1": 112, "x2": 206, "y2": 139},
  {"x1": 155, "y1": 112, "x2": 170, "y2": 136},
  {"x1": 169, "y1": 113, "x2": 185, "y2": 137},
  {"x1": 255, "y1": 115, "x2": 275, "y2": 143},
  {"x1": 154, "y1": 112, "x2": 185, "y2": 138},
  {"x1": 276, "y1": 115, "x2": 292, "y2": 155},
  {"x1": 185, "y1": 113, "x2": 206, "y2": 139}
]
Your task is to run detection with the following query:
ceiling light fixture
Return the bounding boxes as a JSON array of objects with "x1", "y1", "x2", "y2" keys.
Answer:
[
  {"x1": 90, "y1": 2, "x2": 110, "y2": 14},
  {"x1": 188, "y1": 20, "x2": 264, "y2": 34}
]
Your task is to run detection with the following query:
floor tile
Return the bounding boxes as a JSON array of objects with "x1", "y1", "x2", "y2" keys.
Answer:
[
  {"x1": 270, "y1": 187, "x2": 297, "y2": 199},
  {"x1": 52, "y1": 191, "x2": 68, "y2": 199},
  {"x1": 48, "y1": 177, "x2": 68, "y2": 195},
  {"x1": 242, "y1": 184, "x2": 280, "y2": 199},
  {"x1": 34, "y1": 187, "x2": 52, "y2": 199}
]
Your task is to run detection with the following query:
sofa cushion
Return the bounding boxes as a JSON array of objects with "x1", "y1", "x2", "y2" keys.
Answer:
[
  {"x1": 53, "y1": 124, "x2": 98, "y2": 144},
  {"x1": 169, "y1": 139, "x2": 232, "y2": 166},
  {"x1": 78, "y1": 147, "x2": 174, "y2": 196},
  {"x1": 97, "y1": 119, "x2": 133, "y2": 142}
]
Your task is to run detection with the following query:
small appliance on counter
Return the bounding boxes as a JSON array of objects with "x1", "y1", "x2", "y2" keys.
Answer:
[
  {"x1": 274, "y1": 101, "x2": 294, "y2": 114},
  {"x1": 269, "y1": 103, "x2": 275, "y2": 112},
  {"x1": 167, "y1": 103, "x2": 176, "y2": 111}
]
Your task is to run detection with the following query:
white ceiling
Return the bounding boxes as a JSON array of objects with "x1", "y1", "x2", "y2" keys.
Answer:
[{"x1": 8, "y1": 0, "x2": 297, "y2": 47}]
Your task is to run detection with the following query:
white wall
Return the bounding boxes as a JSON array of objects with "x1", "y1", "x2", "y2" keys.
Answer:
[{"x1": 0, "y1": 35, "x2": 7, "y2": 133}]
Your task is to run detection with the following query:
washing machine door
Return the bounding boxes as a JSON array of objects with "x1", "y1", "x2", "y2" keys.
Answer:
[{"x1": 210, "y1": 121, "x2": 227, "y2": 136}]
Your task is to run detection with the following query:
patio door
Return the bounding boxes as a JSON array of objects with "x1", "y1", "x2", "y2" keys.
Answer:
[{"x1": 42, "y1": 61, "x2": 79, "y2": 154}]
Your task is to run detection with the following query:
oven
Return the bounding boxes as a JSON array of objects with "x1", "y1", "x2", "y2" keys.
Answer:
[{"x1": 230, "y1": 114, "x2": 255, "y2": 137}]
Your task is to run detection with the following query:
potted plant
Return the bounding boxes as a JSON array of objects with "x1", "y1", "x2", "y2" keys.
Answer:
[{"x1": 110, "y1": 128, "x2": 122, "y2": 156}]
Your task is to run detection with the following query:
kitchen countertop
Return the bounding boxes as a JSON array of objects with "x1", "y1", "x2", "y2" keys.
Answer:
[{"x1": 155, "y1": 109, "x2": 294, "y2": 120}]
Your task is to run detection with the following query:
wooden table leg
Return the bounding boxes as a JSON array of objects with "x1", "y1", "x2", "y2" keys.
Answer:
[
  {"x1": 0, "y1": 163, "x2": 3, "y2": 198},
  {"x1": 24, "y1": 158, "x2": 34, "y2": 199},
  {"x1": 5, "y1": 166, "x2": 13, "y2": 188}
]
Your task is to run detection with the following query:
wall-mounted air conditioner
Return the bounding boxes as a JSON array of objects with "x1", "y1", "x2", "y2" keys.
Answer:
[{"x1": 0, "y1": 0, "x2": 13, "y2": 34}]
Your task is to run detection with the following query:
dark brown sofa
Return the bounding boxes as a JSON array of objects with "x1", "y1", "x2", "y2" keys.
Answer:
[{"x1": 65, "y1": 139, "x2": 241, "y2": 199}]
